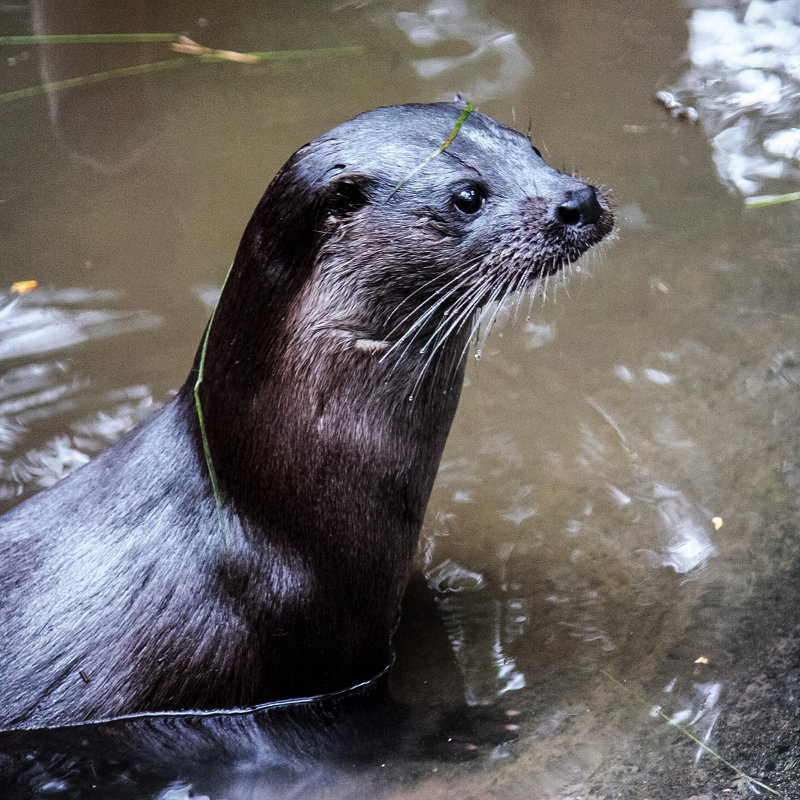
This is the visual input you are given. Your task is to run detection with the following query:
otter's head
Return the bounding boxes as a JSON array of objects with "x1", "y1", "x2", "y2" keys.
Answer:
[{"x1": 206, "y1": 101, "x2": 613, "y2": 386}]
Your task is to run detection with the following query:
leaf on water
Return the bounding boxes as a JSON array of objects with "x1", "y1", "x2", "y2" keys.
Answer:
[{"x1": 171, "y1": 36, "x2": 263, "y2": 64}]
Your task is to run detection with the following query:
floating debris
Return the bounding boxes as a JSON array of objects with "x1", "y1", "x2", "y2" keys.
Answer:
[{"x1": 654, "y1": 90, "x2": 699, "y2": 123}]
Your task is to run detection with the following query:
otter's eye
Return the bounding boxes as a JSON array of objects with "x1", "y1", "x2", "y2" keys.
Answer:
[{"x1": 453, "y1": 184, "x2": 485, "y2": 215}]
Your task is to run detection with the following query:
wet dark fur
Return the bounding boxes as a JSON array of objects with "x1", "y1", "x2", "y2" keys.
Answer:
[{"x1": 0, "y1": 102, "x2": 612, "y2": 730}]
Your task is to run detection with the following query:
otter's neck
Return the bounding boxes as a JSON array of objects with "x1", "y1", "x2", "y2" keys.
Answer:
[
  {"x1": 200, "y1": 313, "x2": 467, "y2": 557},
  {"x1": 190, "y1": 261, "x2": 468, "y2": 694}
]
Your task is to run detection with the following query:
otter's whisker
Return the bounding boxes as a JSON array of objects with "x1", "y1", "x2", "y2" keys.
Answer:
[
  {"x1": 385, "y1": 266, "x2": 478, "y2": 345},
  {"x1": 383, "y1": 278, "x2": 484, "y2": 386},
  {"x1": 382, "y1": 283, "x2": 466, "y2": 369},
  {"x1": 384, "y1": 289, "x2": 464, "y2": 378},
  {"x1": 437, "y1": 276, "x2": 500, "y2": 382},
  {"x1": 498, "y1": 264, "x2": 532, "y2": 328},
  {"x1": 511, "y1": 265, "x2": 534, "y2": 322},
  {"x1": 470, "y1": 277, "x2": 510, "y2": 356},
  {"x1": 388, "y1": 247, "x2": 490, "y2": 325},
  {"x1": 385, "y1": 257, "x2": 487, "y2": 341},
  {"x1": 523, "y1": 272, "x2": 540, "y2": 320},
  {"x1": 382, "y1": 266, "x2": 482, "y2": 366},
  {"x1": 510, "y1": 264, "x2": 534, "y2": 311},
  {"x1": 385, "y1": 268, "x2": 460, "y2": 326},
  {"x1": 410, "y1": 275, "x2": 493, "y2": 392},
  {"x1": 464, "y1": 262, "x2": 534, "y2": 366},
  {"x1": 417, "y1": 280, "x2": 482, "y2": 363},
  {"x1": 541, "y1": 272, "x2": 551, "y2": 306},
  {"x1": 559, "y1": 259, "x2": 573, "y2": 299},
  {"x1": 411, "y1": 313, "x2": 471, "y2": 394}
]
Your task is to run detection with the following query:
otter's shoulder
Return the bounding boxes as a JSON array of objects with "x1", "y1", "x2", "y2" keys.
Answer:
[{"x1": 0, "y1": 390, "x2": 206, "y2": 553}]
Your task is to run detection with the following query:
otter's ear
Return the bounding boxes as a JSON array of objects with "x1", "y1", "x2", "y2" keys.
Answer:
[{"x1": 327, "y1": 173, "x2": 375, "y2": 218}]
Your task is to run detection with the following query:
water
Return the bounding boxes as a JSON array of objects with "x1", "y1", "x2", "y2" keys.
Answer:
[{"x1": 2, "y1": 0, "x2": 800, "y2": 797}]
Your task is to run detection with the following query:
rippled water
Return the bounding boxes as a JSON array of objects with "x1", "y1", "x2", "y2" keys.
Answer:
[{"x1": 1, "y1": 0, "x2": 799, "y2": 797}]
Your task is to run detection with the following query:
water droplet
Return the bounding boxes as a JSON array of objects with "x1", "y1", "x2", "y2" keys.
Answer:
[
  {"x1": 474, "y1": 349, "x2": 482, "y2": 360},
  {"x1": 408, "y1": 394, "x2": 414, "y2": 402}
]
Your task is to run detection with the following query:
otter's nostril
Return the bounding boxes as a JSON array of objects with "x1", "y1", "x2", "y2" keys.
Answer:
[{"x1": 555, "y1": 185, "x2": 603, "y2": 227}]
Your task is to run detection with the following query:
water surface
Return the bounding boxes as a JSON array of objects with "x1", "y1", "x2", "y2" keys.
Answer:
[{"x1": 1, "y1": 0, "x2": 799, "y2": 797}]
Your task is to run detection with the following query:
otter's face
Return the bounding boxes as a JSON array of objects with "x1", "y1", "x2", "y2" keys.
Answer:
[
  {"x1": 222, "y1": 102, "x2": 613, "y2": 384},
  {"x1": 306, "y1": 103, "x2": 613, "y2": 347}
]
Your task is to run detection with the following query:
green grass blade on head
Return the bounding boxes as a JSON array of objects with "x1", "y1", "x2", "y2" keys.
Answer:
[{"x1": 389, "y1": 101, "x2": 475, "y2": 199}]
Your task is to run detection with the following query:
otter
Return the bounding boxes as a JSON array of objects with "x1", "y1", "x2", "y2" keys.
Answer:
[{"x1": 0, "y1": 101, "x2": 613, "y2": 730}]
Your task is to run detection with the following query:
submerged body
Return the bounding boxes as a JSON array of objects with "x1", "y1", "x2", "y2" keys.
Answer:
[{"x1": 0, "y1": 102, "x2": 613, "y2": 730}]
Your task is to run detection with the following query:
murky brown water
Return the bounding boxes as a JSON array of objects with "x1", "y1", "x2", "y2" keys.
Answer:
[{"x1": 2, "y1": 1, "x2": 800, "y2": 798}]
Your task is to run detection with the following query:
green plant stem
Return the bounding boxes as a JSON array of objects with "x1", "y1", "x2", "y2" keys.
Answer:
[
  {"x1": 0, "y1": 44, "x2": 365, "y2": 105},
  {"x1": 193, "y1": 266, "x2": 233, "y2": 548},
  {"x1": 601, "y1": 669, "x2": 780, "y2": 796},
  {"x1": 0, "y1": 33, "x2": 180, "y2": 45},
  {"x1": 0, "y1": 57, "x2": 189, "y2": 104},
  {"x1": 745, "y1": 190, "x2": 800, "y2": 208}
]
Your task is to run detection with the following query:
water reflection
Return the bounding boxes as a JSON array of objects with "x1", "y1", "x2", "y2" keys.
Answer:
[
  {"x1": 425, "y1": 557, "x2": 526, "y2": 706},
  {"x1": 0, "y1": 686, "x2": 393, "y2": 799},
  {"x1": 2, "y1": 0, "x2": 800, "y2": 794},
  {"x1": 657, "y1": 675, "x2": 723, "y2": 766},
  {"x1": 0, "y1": 286, "x2": 160, "y2": 361},
  {"x1": 0, "y1": 667, "x2": 525, "y2": 798},
  {"x1": 0, "y1": 287, "x2": 159, "y2": 506},
  {"x1": 645, "y1": 484, "x2": 717, "y2": 576},
  {"x1": 579, "y1": 393, "x2": 718, "y2": 579},
  {"x1": 0, "y1": 376, "x2": 154, "y2": 503},
  {"x1": 31, "y1": 0, "x2": 157, "y2": 173},
  {"x1": 378, "y1": 0, "x2": 532, "y2": 101},
  {"x1": 673, "y1": 0, "x2": 800, "y2": 197}
]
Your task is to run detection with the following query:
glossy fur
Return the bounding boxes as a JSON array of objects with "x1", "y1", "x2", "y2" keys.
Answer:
[{"x1": 0, "y1": 102, "x2": 613, "y2": 730}]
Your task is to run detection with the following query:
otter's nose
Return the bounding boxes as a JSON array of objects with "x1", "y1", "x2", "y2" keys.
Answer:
[{"x1": 554, "y1": 185, "x2": 603, "y2": 228}]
